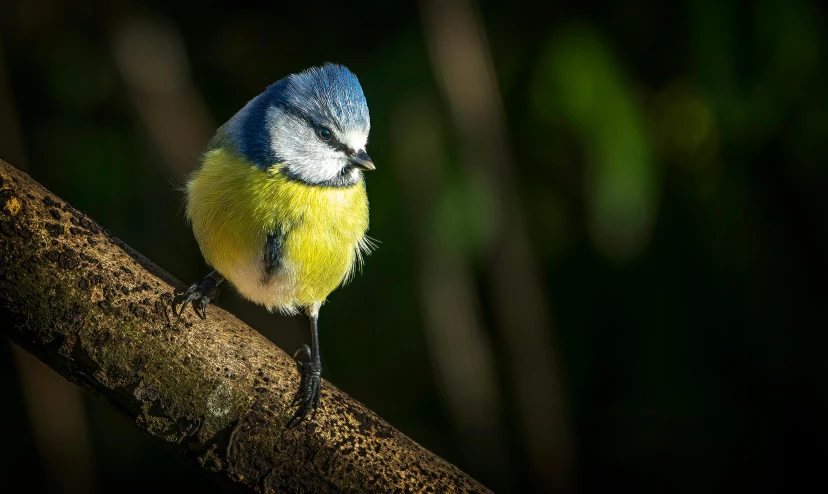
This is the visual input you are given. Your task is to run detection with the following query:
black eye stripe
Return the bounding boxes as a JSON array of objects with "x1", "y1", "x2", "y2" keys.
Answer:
[
  {"x1": 332, "y1": 139, "x2": 352, "y2": 154},
  {"x1": 275, "y1": 103, "x2": 343, "y2": 133},
  {"x1": 274, "y1": 104, "x2": 354, "y2": 153},
  {"x1": 316, "y1": 125, "x2": 352, "y2": 154}
]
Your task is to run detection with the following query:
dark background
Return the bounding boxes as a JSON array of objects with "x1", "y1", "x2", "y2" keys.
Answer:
[{"x1": 1, "y1": 0, "x2": 827, "y2": 493}]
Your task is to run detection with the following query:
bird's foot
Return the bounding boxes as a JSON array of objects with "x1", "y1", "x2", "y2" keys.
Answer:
[
  {"x1": 287, "y1": 344, "x2": 322, "y2": 427},
  {"x1": 173, "y1": 274, "x2": 221, "y2": 320}
]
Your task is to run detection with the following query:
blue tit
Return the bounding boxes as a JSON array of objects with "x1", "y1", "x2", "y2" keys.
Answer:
[{"x1": 173, "y1": 63, "x2": 375, "y2": 425}]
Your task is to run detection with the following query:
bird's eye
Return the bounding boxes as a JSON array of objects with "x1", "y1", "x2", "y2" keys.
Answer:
[{"x1": 316, "y1": 126, "x2": 332, "y2": 141}]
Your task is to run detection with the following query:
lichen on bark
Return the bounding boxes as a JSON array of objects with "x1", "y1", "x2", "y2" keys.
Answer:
[{"x1": 0, "y1": 160, "x2": 490, "y2": 494}]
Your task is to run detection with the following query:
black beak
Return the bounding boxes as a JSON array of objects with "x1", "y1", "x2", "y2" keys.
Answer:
[{"x1": 350, "y1": 150, "x2": 375, "y2": 171}]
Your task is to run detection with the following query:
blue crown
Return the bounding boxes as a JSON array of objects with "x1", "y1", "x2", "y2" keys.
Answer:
[
  {"x1": 218, "y1": 63, "x2": 370, "y2": 169},
  {"x1": 274, "y1": 63, "x2": 370, "y2": 133}
]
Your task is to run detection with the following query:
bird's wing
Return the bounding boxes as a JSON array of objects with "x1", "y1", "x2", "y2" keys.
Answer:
[{"x1": 261, "y1": 225, "x2": 288, "y2": 284}]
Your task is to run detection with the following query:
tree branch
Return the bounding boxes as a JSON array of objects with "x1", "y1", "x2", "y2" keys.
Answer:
[{"x1": 0, "y1": 159, "x2": 490, "y2": 494}]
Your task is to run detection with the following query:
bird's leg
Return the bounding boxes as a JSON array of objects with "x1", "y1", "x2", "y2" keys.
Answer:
[
  {"x1": 288, "y1": 303, "x2": 323, "y2": 426},
  {"x1": 173, "y1": 270, "x2": 224, "y2": 320}
]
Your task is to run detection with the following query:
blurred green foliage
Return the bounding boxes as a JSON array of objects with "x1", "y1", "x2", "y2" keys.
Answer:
[
  {"x1": 533, "y1": 25, "x2": 657, "y2": 262},
  {"x1": 1, "y1": 0, "x2": 827, "y2": 493}
]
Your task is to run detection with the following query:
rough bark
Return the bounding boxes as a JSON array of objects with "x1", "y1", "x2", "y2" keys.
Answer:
[{"x1": 0, "y1": 160, "x2": 491, "y2": 494}]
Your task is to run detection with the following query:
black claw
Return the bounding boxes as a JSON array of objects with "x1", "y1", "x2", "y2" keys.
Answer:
[
  {"x1": 287, "y1": 344, "x2": 322, "y2": 427},
  {"x1": 310, "y1": 385, "x2": 321, "y2": 420},
  {"x1": 173, "y1": 275, "x2": 220, "y2": 320},
  {"x1": 293, "y1": 344, "x2": 312, "y2": 364},
  {"x1": 173, "y1": 284, "x2": 197, "y2": 317},
  {"x1": 198, "y1": 297, "x2": 210, "y2": 319}
]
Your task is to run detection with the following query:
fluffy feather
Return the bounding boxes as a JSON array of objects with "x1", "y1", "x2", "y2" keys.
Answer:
[
  {"x1": 185, "y1": 148, "x2": 370, "y2": 314},
  {"x1": 206, "y1": 63, "x2": 371, "y2": 187}
]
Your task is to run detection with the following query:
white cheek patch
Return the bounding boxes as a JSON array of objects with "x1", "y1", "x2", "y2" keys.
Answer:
[
  {"x1": 265, "y1": 106, "x2": 369, "y2": 184},
  {"x1": 267, "y1": 108, "x2": 345, "y2": 183},
  {"x1": 289, "y1": 149, "x2": 347, "y2": 184}
]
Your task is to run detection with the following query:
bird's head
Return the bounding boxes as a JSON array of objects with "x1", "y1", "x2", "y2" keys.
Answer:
[{"x1": 250, "y1": 63, "x2": 373, "y2": 187}]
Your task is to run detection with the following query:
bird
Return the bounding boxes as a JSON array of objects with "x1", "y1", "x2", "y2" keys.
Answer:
[{"x1": 173, "y1": 63, "x2": 375, "y2": 426}]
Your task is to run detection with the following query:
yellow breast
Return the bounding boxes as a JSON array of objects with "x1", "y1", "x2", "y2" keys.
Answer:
[{"x1": 185, "y1": 148, "x2": 370, "y2": 312}]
